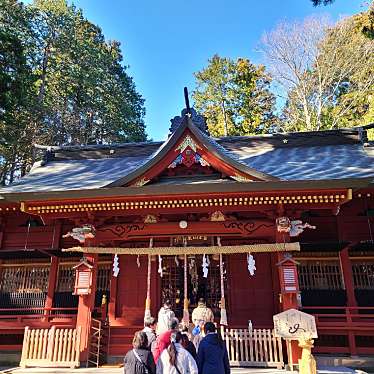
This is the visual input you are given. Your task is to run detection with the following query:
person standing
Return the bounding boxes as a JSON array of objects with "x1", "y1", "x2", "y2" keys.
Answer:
[
  {"x1": 143, "y1": 316, "x2": 157, "y2": 349},
  {"x1": 181, "y1": 333, "x2": 197, "y2": 362},
  {"x1": 197, "y1": 322, "x2": 230, "y2": 374},
  {"x1": 156, "y1": 332, "x2": 198, "y2": 374},
  {"x1": 152, "y1": 318, "x2": 178, "y2": 363},
  {"x1": 191, "y1": 299, "x2": 214, "y2": 327},
  {"x1": 123, "y1": 331, "x2": 156, "y2": 374},
  {"x1": 157, "y1": 300, "x2": 175, "y2": 335},
  {"x1": 191, "y1": 322, "x2": 204, "y2": 353}
]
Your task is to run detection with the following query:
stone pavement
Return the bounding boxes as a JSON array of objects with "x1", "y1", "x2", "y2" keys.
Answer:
[{"x1": 0, "y1": 366, "x2": 367, "y2": 374}]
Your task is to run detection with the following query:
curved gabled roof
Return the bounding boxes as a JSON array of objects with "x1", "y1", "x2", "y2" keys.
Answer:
[
  {"x1": 106, "y1": 115, "x2": 279, "y2": 187},
  {"x1": 0, "y1": 124, "x2": 373, "y2": 194}
]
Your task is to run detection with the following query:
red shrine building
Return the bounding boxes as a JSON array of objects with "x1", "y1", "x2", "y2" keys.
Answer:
[{"x1": 0, "y1": 107, "x2": 373, "y2": 367}]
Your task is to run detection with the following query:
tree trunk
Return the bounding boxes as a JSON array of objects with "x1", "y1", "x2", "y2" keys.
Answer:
[
  {"x1": 221, "y1": 99, "x2": 228, "y2": 136},
  {"x1": 37, "y1": 43, "x2": 51, "y2": 104}
]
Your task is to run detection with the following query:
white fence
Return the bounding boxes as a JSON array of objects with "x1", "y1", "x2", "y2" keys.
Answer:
[{"x1": 221, "y1": 327, "x2": 284, "y2": 368}]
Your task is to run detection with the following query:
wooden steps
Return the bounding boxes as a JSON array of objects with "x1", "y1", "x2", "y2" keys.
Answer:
[{"x1": 108, "y1": 325, "x2": 142, "y2": 356}]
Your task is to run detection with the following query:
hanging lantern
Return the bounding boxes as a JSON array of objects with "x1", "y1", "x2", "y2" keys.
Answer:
[
  {"x1": 277, "y1": 255, "x2": 300, "y2": 293},
  {"x1": 73, "y1": 257, "x2": 93, "y2": 295}
]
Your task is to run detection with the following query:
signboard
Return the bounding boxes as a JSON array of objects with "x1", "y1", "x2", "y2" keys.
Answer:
[{"x1": 273, "y1": 309, "x2": 317, "y2": 339}]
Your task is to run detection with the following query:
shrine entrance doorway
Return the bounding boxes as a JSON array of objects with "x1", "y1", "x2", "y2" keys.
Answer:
[{"x1": 160, "y1": 255, "x2": 226, "y2": 319}]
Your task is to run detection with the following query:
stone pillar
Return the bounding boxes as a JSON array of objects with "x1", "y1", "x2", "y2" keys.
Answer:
[{"x1": 76, "y1": 253, "x2": 98, "y2": 362}]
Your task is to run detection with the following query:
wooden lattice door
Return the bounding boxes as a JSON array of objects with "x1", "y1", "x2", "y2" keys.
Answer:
[{"x1": 160, "y1": 255, "x2": 225, "y2": 319}]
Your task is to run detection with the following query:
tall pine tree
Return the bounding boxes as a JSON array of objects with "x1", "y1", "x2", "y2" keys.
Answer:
[{"x1": 0, "y1": 0, "x2": 146, "y2": 184}]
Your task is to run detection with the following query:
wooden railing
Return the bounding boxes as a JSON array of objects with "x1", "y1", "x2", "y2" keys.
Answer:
[
  {"x1": 0, "y1": 307, "x2": 77, "y2": 327},
  {"x1": 301, "y1": 306, "x2": 374, "y2": 355},
  {"x1": 20, "y1": 326, "x2": 81, "y2": 368},
  {"x1": 221, "y1": 327, "x2": 284, "y2": 368},
  {"x1": 352, "y1": 261, "x2": 374, "y2": 289},
  {"x1": 298, "y1": 260, "x2": 344, "y2": 290}
]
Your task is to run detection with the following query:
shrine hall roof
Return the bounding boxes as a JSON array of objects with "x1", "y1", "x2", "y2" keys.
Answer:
[{"x1": 1, "y1": 126, "x2": 373, "y2": 194}]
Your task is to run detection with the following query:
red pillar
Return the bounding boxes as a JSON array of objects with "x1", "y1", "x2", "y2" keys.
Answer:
[
  {"x1": 108, "y1": 254, "x2": 118, "y2": 324},
  {"x1": 275, "y1": 219, "x2": 301, "y2": 367},
  {"x1": 340, "y1": 247, "x2": 357, "y2": 307},
  {"x1": 339, "y1": 246, "x2": 357, "y2": 356},
  {"x1": 275, "y1": 228, "x2": 299, "y2": 311},
  {"x1": 44, "y1": 256, "x2": 59, "y2": 317},
  {"x1": 76, "y1": 253, "x2": 98, "y2": 362}
]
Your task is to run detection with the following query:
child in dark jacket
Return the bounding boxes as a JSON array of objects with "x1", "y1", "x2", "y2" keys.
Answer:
[{"x1": 197, "y1": 322, "x2": 230, "y2": 374}]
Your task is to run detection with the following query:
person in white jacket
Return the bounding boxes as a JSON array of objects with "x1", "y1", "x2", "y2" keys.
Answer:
[
  {"x1": 157, "y1": 300, "x2": 175, "y2": 335},
  {"x1": 156, "y1": 332, "x2": 198, "y2": 374}
]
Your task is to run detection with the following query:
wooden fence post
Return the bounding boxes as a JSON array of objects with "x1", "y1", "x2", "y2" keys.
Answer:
[
  {"x1": 74, "y1": 326, "x2": 82, "y2": 368},
  {"x1": 46, "y1": 326, "x2": 56, "y2": 361},
  {"x1": 20, "y1": 326, "x2": 30, "y2": 368}
]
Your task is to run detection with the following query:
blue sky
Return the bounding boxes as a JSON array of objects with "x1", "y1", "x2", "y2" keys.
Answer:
[{"x1": 38, "y1": 0, "x2": 366, "y2": 140}]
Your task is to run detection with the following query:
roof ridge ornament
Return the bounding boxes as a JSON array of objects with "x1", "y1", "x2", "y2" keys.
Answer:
[
  {"x1": 184, "y1": 86, "x2": 191, "y2": 116},
  {"x1": 169, "y1": 87, "x2": 209, "y2": 135}
]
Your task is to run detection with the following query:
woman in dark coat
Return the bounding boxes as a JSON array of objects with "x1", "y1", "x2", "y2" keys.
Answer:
[
  {"x1": 124, "y1": 331, "x2": 156, "y2": 374},
  {"x1": 197, "y1": 322, "x2": 230, "y2": 374}
]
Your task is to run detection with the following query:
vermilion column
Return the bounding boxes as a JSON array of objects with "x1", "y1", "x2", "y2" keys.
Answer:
[
  {"x1": 108, "y1": 254, "x2": 118, "y2": 324},
  {"x1": 76, "y1": 253, "x2": 98, "y2": 362},
  {"x1": 275, "y1": 226, "x2": 299, "y2": 310},
  {"x1": 275, "y1": 219, "x2": 301, "y2": 367},
  {"x1": 339, "y1": 246, "x2": 357, "y2": 307},
  {"x1": 339, "y1": 246, "x2": 357, "y2": 355},
  {"x1": 44, "y1": 256, "x2": 59, "y2": 316}
]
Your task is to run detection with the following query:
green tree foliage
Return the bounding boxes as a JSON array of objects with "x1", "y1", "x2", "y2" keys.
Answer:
[
  {"x1": 312, "y1": 0, "x2": 374, "y2": 39},
  {"x1": 192, "y1": 55, "x2": 276, "y2": 137},
  {"x1": 0, "y1": 0, "x2": 37, "y2": 183},
  {"x1": 0, "y1": 0, "x2": 146, "y2": 184}
]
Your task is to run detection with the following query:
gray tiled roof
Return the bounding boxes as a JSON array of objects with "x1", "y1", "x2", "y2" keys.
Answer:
[
  {"x1": 1, "y1": 129, "x2": 373, "y2": 193},
  {"x1": 2, "y1": 156, "x2": 146, "y2": 192},
  {"x1": 235, "y1": 144, "x2": 374, "y2": 180}
]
